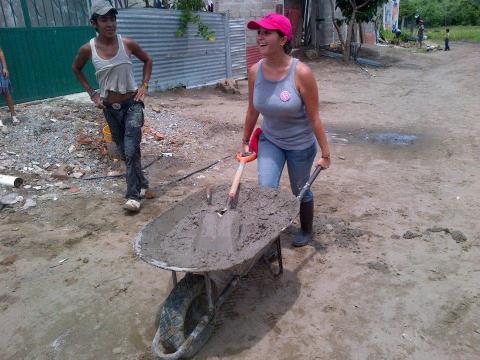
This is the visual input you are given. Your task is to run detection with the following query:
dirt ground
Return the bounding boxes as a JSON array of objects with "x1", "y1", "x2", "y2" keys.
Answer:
[{"x1": 1, "y1": 43, "x2": 479, "y2": 360}]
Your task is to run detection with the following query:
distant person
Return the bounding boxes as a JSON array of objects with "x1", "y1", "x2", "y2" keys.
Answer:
[
  {"x1": 445, "y1": 28, "x2": 450, "y2": 51},
  {"x1": 392, "y1": 26, "x2": 402, "y2": 45},
  {"x1": 417, "y1": 20, "x2": 425, "y2": 48},
  {"x1": 72, "y1": 0, "x2": 153, "y2": 213},
  {"x1": 0, "y1": 47, "x2": 18, "y2": 131}
]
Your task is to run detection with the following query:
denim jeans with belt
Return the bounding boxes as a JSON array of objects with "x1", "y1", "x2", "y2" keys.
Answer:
[
  {"x1": 257, "y1": 133, "x2": 316, "y2": 203},
  {"x1": 103, "y1": 99, "x2": 149, "y2": 200}
]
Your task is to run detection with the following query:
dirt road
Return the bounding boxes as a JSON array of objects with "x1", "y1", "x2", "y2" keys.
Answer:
[{"x1": 1, "y1": 43, "x2": 479, "y2": 360}]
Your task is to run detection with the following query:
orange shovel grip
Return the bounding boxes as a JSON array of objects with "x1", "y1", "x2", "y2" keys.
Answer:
[{"x1": 236, "y1": 151, "x2": 257, "y2": 163}]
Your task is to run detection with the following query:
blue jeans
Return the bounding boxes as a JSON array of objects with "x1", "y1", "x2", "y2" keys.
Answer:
[
  {"x1": 103, "y1": 99, "x2": 149, "y2": 200},
  {"x1": 257, "y1": 133, "x2": 316, "y2": 203}
]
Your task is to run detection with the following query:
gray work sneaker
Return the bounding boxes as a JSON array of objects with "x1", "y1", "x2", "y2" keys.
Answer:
[{"x1": 124, "y1": 199, "x2": 141, "y2": 212}]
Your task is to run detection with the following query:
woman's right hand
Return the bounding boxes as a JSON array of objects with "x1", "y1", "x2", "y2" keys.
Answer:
[{"x1": 242, "y1": 143, "x2": 250, "y2": 154}]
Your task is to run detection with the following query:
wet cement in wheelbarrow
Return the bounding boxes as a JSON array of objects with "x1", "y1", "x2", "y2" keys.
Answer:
[{"x1": 136, "y1": 184, "x2": 298, "y2": 271}]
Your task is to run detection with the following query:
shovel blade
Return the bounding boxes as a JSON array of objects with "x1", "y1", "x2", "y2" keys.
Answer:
[{"x1": 194, "y1": 211, "x2": 241, "y2": 254}]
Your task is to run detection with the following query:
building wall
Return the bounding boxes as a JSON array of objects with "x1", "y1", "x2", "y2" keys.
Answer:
[
  {"x1": 315, "y1": 1, "x2": 377, "y2": 47},
  {"x1": 215, "y1": 0, "x2": 283, "y2": 45},
  {"x1": 214, "y1": 0, "x2": 284, "y2": 67}
]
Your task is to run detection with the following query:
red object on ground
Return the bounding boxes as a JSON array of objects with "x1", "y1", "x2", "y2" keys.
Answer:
[{"x1": 249, "y1": 128, "x2": 262, "y2": 155}]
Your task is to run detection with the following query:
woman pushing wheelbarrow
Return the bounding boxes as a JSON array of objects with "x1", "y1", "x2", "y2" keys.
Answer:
[
  {"x1": 242, "y1": 13, "x2": 331, "y2": 247},
  {"x1": 135, "y1": 14, "x2": 331, "y2": 360}
]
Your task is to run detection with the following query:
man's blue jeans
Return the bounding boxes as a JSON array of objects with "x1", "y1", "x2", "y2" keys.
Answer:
[
  {"x1": 257, "y1": 133, "x2": 316, "y2": 203},
  {"x1": 103, "y1": 99, "x2": 149, "y2": 200}
]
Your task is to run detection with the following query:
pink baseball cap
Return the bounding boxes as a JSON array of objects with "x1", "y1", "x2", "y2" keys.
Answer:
[{"x1": 247, "y1": 13, "x2": 293, "y2": 41}]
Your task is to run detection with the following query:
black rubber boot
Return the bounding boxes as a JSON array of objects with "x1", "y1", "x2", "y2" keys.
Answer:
[{"x1": 292, "y1": 200, "x2": 314, "y2": 247}]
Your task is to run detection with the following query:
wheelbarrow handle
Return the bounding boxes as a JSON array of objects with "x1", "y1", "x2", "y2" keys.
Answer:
[{"x1": 297, "y1": 165, "x2": 323, "y2": 201}]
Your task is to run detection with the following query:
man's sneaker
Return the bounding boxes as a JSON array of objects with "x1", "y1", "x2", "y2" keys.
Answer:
[
  {"x1": 12, "y1": 116, "x2": 19, "y2": 124},
  {"x1": 124, "y1": 199, "x2": 141, "y2": 212}
]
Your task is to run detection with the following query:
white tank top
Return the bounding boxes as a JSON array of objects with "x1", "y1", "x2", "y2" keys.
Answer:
[{"x1": 90, "y1": 34, "x2": 138, "y2": 98}]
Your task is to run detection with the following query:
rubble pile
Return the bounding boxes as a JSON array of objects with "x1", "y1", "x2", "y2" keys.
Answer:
[{"x1": 0, "y1": 96, "x2": 206, "y2": 212}]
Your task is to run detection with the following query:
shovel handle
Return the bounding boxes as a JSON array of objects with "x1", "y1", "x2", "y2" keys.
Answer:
[
  {"x1": 297, "y1": 165, "x2": 323, "y2": 201},
  {"x1": 229, "y1": 162, "x2": 245, "y2": 198}
]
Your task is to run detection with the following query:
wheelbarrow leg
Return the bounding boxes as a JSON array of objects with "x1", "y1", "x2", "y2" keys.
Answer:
[
  {"x1": 204, "y1": 273, "x2": 214, "y2": 313},
  {"x1": 171, "y1": 271, "x2": 177, "y2": 287},
  {"x1": 275, "y1": 236, "x2": 284, "y2": 276},
  {"x1": 263, "y1": 236, "x2": 283, "y2": 277}
]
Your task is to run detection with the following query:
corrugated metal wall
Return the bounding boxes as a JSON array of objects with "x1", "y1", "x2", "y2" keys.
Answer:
[
  {"x1": 117, "y1": 9, "x2": 246, "y2": 91},
  {"x1": 1, "y1": 9, "x2": 246, "y2": 105},
  {"x1": 229, "y1": 19, "x2": 247, "y2": 79}
]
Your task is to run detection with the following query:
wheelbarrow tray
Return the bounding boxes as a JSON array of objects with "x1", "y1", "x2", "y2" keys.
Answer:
[{"x1": 134, "y1": 184, "x2": 297, "y2": 272}]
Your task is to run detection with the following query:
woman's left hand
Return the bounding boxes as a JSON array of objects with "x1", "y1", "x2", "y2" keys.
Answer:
[
  {"x1": 317, "y1": 156, "x2": 330, "y2": 169},
  {"x1": 2, "y1": 68, "x2": 8, "y2": 78},
  {"x1": 134, "y1": 85, "x2": 148, "y2": 102}
]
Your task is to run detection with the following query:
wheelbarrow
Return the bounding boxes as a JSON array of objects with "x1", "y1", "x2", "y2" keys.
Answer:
[{"x1": 134, "y1": 166, "x2": 323, "y2": 359}]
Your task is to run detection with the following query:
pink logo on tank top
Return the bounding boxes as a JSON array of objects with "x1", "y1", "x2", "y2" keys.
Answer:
[{"x1": 280, "y1": 90, "x2": 291, "y2": 102}]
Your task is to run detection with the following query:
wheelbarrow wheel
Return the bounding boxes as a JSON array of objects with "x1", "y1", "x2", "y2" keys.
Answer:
[{"x1": 158, "y1": 274, "x2": 215, "y2": 356}]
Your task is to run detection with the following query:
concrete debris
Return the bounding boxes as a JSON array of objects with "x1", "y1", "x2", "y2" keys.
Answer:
[
  {"x1": 0, "y1": 193, "x2": 23, "y2": 205},
  {"x1": 38, "y1": 193, "x2": 58, "y2": 201},
  {"x1": 0, "y1": 254, "x2": 18, "y2": 266},
  {"x1": 72, "y1": 172, "x2": 84, "y2": 179},
  {"x1": 216, "y1": 78, "x2": 240, "y2": 94},
  {"x1": 426, "y1": 227, "x2": 450, "y2": 233},
  {"x1": 450, "y1": 230, "x2": 467, "y2": 243},
  {"x1": 0, "y1": 96, "x2": 204, "y2": 207},
  {"x1": 305, "y1": 49, "x2": 319, "y2": 60},
  {"x1": 403, "y1": 230, "x2": 422, "y2": 239},
  {"x1": 22, "y1": 198, "x2": 37, "y2": 210}
]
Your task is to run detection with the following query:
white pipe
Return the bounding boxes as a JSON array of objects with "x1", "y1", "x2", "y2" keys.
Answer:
[{"x1": 0, "y1": 175, "x2": 23, "y2": 188}]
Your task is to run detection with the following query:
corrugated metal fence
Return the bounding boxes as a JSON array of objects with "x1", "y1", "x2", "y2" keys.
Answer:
[
  {"x1": 117, "y1": 9, "x2": 246, "y2": 91},
  {"x1": 1, "y1": 8, "x2": 246, "y2": 104}
]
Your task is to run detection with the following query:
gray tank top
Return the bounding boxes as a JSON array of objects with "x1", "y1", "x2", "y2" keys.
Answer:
[
  {"x1": 90, "y1": 34, "x2": 138, "y2": 98},
  {"x1": 253, "y1": 58, "x2": 315, "y2": 150}
]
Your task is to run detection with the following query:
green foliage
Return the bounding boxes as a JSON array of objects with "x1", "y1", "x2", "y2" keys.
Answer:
[
  {"x1": 336, "y1": 0, "x2": 389, "y2": 23},
  {"x1": 427, "y1": 25, "x2": 480, "y2": 42},
  {"x1": 176, "y1": 0, "x2": 204, "y2": 11},
  {"x1": 400, "y1": 0, "x2": 480, "y2": 27},
  {"x1": 174, "y1": 0, "x2": 216, "y2": 41}
]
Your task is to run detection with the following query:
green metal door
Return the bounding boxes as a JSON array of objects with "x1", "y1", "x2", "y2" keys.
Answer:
[{"x1": 0, "y1": 0, "x2": 97, "y2": 104}]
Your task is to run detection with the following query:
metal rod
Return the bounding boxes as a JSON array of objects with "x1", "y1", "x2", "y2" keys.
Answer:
[
  {"x1": 204, "y1": 273, "x2": 214, "y2": 313},
  {"x1": 215, "y1": 276, "x2": 238, "y2": 310},
  {"x1": 275, "y1": 236, "x2": 284, "y2": 276},
  {"x1": 224, "y1": 11, "x2": 232, "y2": 78}
]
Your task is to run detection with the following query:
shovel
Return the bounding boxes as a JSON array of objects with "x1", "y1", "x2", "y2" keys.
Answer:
[{"x1": 194, "y1": 131, "x2": 260, "y2": 253}]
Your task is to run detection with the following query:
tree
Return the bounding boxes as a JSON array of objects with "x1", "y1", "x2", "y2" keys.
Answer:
[
  {"x1": 174, "y1": 0, "x2": 215, "y2": 40},
  {"x1": 330, "y1": 0, "x2": 388, "y2": 62},
  {"x1": 400, "y1": 0, "x2": 480, "y2": 27}
]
